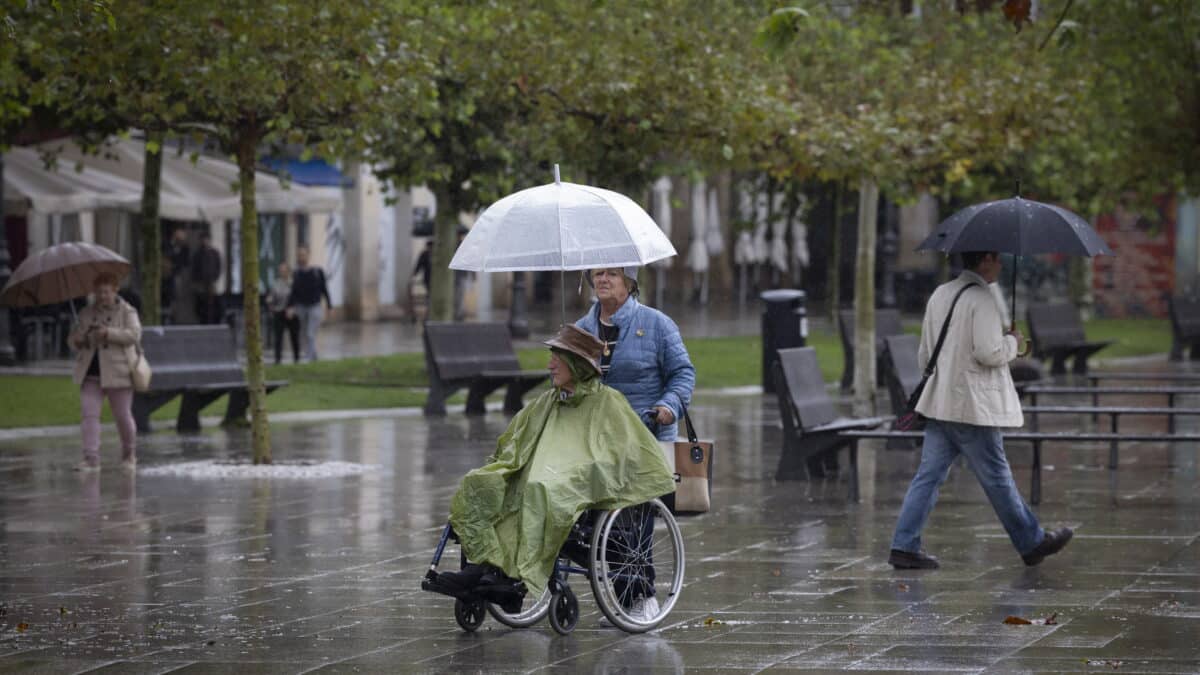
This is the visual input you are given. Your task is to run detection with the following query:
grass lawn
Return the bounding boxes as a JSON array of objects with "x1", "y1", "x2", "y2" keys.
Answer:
[{"x1": 0, "y1": 318, "x2": 1171, "y2": 429}]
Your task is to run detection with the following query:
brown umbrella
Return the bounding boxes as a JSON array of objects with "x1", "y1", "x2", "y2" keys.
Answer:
[{"x1": 0, "y1": 241, "x2": 131, "y2": 310}]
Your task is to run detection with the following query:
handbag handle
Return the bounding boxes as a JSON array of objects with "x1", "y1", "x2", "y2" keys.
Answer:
[{"x1": 680, "y1": 407, "x2": 704, "y2": 464}]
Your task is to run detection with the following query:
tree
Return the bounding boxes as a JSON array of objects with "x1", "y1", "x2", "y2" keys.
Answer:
[
  {"x1": 51, "y1": 0, "x2": 433, "y2": 463},
  {"x1": 371, "y1": 1, "x2": 761, "y2": 322},
  {"x1": 756, "y1": 3, "x2": 1076, "y2": 411}
]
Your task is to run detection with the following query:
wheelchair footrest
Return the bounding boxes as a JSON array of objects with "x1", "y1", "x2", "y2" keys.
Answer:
[
  {"x1": 421, "y1": 572, "x2": 476, "y2": 601},
  {"x1": 422, "y1": 569, "x2": 527, "y2": 613}
]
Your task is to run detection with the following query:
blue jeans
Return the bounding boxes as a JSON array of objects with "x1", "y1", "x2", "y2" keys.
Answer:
[{"x1": 892, "y1": 419, "x2": 1044, "y2": 556}]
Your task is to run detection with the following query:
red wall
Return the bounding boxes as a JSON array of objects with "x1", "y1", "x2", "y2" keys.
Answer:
[{"x1": 1091, "y1": 195, "x2": 1175, "y2": 318}]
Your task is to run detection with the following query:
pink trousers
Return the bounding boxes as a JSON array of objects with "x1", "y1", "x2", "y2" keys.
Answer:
[{"x1": 80, "y1": 377, "x2": 136, "y2": 462}]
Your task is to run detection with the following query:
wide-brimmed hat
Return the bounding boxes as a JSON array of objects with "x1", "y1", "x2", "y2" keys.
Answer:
[{"x1": 543, "y1": 324, "x2": 604, "y2": 376}]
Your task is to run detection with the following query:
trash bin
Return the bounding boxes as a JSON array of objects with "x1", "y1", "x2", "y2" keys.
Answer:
[{"x1": 761, "y1": 289, "x2": 807, "y2": 393}]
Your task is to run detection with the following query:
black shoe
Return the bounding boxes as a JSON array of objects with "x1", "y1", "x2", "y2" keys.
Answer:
[
  {"x1": 1022, "y1": 527, "x2": 1074, "y2": 566},
  {"x1": 889, "y1": 548, "x2": 940, "y2": 569}
]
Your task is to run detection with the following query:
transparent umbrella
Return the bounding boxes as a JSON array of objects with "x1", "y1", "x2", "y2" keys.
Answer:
[{"x1": 450, "y1": 165, "x2": 676, "y2": 319}]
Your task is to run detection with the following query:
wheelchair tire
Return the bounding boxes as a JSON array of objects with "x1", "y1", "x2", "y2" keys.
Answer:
[
  {"x1": 487, "y1": 586, "x2": 552, "y2": 628},
  {"x1": 548, "y1": 585, "x2": 579, "y2": 635},
  {"x1": 589, "y1": 498, "x2": 684, "y2": 633},
  {"x1": 454, "y1": 597, "x2": 486, "y2": 632}
]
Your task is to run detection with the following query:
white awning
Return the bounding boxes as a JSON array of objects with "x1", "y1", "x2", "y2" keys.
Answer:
[
  {"x1": 34, "y1": 137, "x2": 342, "y2": 221},
  {"x1": 3, "y1": 147, "x2": 142, "y2": 215}
]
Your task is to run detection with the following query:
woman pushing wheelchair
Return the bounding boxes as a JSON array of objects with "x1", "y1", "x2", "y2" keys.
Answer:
[{"x1": 423, "y1": 324, "x2": 683, "y2": 634}]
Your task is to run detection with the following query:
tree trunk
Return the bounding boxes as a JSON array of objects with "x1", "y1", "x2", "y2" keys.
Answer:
[
  {"x1": 828, "y1": 180, "x2": 843, "y2": 325},
  {"x1": 852, "y1": 178, "x2": 879, "y2": 416},
  {"x1": 429, "y1": 184, "x2": 458, "y2": 322},
  {"x1": 235, "y1": 128, "x2": 271, "y2": 464},
  {"x1": 139, "y1": 130, "x2": 164, "y2": 325}
]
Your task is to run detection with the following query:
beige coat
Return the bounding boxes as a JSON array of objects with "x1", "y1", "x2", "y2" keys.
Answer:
[
  {"x1": 70, "y1": 298, "x2": 142, "y2": 389},
  {"x1": 914, "y1": 270, "x2": 1023, "y2": 428}
]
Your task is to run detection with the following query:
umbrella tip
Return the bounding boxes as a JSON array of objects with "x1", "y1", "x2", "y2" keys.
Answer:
[{"x1": 553, "y1": 164, "x2": 561, "y2": 185}]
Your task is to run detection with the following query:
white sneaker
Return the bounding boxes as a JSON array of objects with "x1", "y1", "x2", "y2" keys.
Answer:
[
  {"x1": 74, "y1": 460, "x2": 100, "y2": 473},
  {"x1": 630, "y1": 596, "x2": 660, "y2": 623}
]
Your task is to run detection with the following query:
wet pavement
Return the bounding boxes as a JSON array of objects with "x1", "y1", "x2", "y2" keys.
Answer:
[{"x1": 1, "y1": 378, "x2": 1198, "y2": 674}]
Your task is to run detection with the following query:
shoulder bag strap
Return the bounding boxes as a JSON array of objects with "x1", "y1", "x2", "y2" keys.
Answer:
[{"x1": 923, "y1": 282, "x2": 978, "y2": 378}]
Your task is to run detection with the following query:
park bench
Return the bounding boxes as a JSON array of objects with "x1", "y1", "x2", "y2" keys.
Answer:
[
  {"x1": 1168, "y1": 295, "x2": 1200, "y2": 361},
  {"x1": 423, "y1": 321, "x2": 547, "y2": 416},
  {"x1": 838, "y1": 308, "x2": 904, "y2": 391},
  {"x1": 1026, "y1": 302, "x2": 1113, "y2": 375},
  {"x1": 1020, "y1": 384, "x2": 1200, "y2": 433},
  {"x1": 840, "y1": 428, "x2": 1200, "y2": 504},
  {"x1": 132, "y1": 325, "x2": 289, "y2": 433},
  {"x1": 1086, "y1": 372, "x2": 1200, "y2": 385},
  {"x1": 772, "y1": 346, "x2": 891, "y2": 482}
]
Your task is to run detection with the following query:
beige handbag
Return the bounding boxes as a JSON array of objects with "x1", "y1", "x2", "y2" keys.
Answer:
[
  {"x1": 129, "y1": 343, "x2": 152, "y2": 392},
  {"x1": 663, "y1": 409, "x2": 713, "y2": 515}
]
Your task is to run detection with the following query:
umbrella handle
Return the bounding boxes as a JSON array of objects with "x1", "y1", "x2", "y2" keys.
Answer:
[{"x1": 1017, "y1": 338, "x2": 1032, "y2": 358}]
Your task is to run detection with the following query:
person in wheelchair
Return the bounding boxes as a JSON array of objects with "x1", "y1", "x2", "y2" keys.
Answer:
[{"x1": 437, "y1": 324, "x2": 675, "y2": 618}]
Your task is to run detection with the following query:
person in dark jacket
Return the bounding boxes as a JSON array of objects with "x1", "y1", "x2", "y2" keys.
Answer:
[
  {"x1": 190, "y1": 233, "x2": 222, "y2": 324},
  {"x1": 287, "y1": 246, "x2": 332, "y2": 361}
]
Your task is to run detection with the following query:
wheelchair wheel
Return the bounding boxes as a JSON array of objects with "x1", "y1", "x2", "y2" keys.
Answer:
[
  {"x1": 589, "y1": 498, "x2": 684, "y2": 633},
  {"x1": 487, "y1": 586, "x2": 552, "y2": 628},
  {"x1": 548, "y1": 585, "x2": 579, "y2": 635},
  {"x1": 454, "y1": 597, "x2": 486, "y2": 632}
]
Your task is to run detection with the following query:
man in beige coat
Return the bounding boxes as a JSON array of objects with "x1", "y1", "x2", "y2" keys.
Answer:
[{"x1": 888, "y1": 251, "x2": 1073, "y2": 569}]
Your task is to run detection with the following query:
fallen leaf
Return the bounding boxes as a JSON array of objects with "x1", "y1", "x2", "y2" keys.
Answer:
[
  {"x1": 206, "y1": 639, "x2": 216, "y2": 646},
  {"x1": 59, "y1": 607, "x2": 67, "y2": 616},
  {"x1": 16, "y1": 623, "x2": 28, "y2": 632},
  {"x1": 1002, "y1": 0, "x2": 1034, "y2": 31},
  {"x1": 771, "y1": 569, "x2": 781, "y2": 577},
  {"x1": 897, "y1": 583, "x2": 910, "y2": 592},
  {"x1": 1004, "y1": 615, "x2": 1032, "y2": 625},
  {"x1": 1044, "y1": 612, "x2": 1058, "y2": 625},
  {"x1": 702, "y1": 616, "x2": 723, "y2": 627}
]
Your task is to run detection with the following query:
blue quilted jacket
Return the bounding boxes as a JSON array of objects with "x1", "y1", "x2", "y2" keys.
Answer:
[{"x1": 576, "y1": 297, "x2": 696, "y2": 441}]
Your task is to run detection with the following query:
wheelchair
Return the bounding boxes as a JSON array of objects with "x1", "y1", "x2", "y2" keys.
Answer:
[{"x1": 421, "y1": 498, "x2": 685, "y2": 635}]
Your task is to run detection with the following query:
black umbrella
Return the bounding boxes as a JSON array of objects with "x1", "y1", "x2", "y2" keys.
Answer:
[{"x1": 916, "y1": 195, "x2": 1114, "y2": 331}]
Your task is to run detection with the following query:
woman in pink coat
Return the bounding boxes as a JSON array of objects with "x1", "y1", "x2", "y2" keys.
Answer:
[{"x1": 68, "y1": 272, "x2": 141, "y2": 471}]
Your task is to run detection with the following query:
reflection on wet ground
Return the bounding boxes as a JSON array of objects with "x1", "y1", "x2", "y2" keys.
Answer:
[{"x1": 0, "y1": 386, "x2": 1197, "y2": 673}]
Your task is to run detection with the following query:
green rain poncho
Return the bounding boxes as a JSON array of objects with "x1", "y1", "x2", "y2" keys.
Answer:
[{"x1": 449, "y1": 351, "x2": 676, "y2": 597}]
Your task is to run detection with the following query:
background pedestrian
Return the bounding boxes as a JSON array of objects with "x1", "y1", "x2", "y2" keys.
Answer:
[
  {"x1": 287, "y1": 246, "x2": 332, "y2": 361},
  {"x1": 68, "y1": 272, "x2": 142, "y2": 471}
]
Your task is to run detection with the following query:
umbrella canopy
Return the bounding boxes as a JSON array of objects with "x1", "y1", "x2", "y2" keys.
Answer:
[
  {"x1": 0, "y1": 241, "x2": 131, "y2": 308},
  {"x1": 449, "y1": 166, "x2": 676, "y2": 272},
  {"x1": 916, "y1": 196, "x2": 1113, "y2": 257},
  {"x1": 686, "y1": 179, "x2": 709, "y2": 273},
  {"x1": 704, "y1": 187, "x2": 725, "y2": 258},
  {"x1": 916, "y1": 195, "x2": 1113, "y2": 332},
  {"x1": 651, "y1": 177, "x2": 673, "y2": 270}
]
